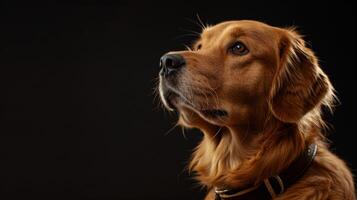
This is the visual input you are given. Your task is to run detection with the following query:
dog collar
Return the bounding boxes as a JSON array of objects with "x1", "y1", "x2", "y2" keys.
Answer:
[{"x1": 215, "y1": 143, "x2": 318, "y2": 200}]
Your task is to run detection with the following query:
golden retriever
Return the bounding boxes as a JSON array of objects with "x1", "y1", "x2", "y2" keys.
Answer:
[{"x1": 157, "y1": 20, "x2": 356, "y2": 199}]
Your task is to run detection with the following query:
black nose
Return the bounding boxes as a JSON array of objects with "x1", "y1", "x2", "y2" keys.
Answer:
[{"x1": 159, "y1": 54, "x2": 185, "y2": 76}]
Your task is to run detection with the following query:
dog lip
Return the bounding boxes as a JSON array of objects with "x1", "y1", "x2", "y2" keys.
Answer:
[
  {"x1": 162, "y1": 89, "x2": 228, "y2": 119},
  {"x1": 164, "y1": 91, "x2": 177, "y2": 109},
  {"x1": 201, "y1": 109, "x2": 228, "y2": 117}
]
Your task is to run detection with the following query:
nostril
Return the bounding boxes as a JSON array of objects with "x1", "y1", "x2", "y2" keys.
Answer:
[
  {"x1": 159, "y1": 54, "x2": 185, "y2": 76},
  {"x1": 165, "y1": 58, "x2": 174, "y2": 68}
]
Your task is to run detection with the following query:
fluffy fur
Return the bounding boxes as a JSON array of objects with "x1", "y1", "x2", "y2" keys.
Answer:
[{"x1": 158, "y1": 20, "x2": 356, "y2": 199}]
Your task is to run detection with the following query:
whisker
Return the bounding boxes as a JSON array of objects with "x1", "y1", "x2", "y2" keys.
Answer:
[
  {"x1": 184, "y1": 17, "x2": 205, "y2": 30},
  {"x1": 183, "y1": 44, "x2": 193, "y2": 51},
  {"x1": 164, "y1": 123, "x2": 179, "y2": 136},
  {"x1": 206, "y1": 84, "x2": 220, "y2": 110},
  {"x1": 178, "y1": 27, "x2": 201, "y2": 36},
  {"x1": 173, "y1": 33, "x2": 200, "y2": 41},
  {"x1": 213, "y1": 126, "x2": 223, "y2": 139},
  {"x1": 151, "y1": 78, "x2": 167, "y2": 111},
  {"x1": 181, "y1": 126, "x2": 188, "y2": 140},
  {"x1": 196, "y1": 13, "x2": 207, "y2": 30},
  {"x1": 174, "y1": 78, "x2": 196, "y2": 108}
]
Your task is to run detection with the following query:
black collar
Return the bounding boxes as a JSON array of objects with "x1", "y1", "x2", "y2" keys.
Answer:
[{"x1": 215, "y1": 143, "x2": 318, "y2": 200}]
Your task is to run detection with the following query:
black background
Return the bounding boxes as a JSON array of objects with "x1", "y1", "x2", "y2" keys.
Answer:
[{"x1": 1, "y1": 1, "x2": 356, "y2": 199}]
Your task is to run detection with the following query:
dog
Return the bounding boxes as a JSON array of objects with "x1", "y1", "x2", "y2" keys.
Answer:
[{"x1": 157, "y1": 20, "x2": 356, "y2": 199}]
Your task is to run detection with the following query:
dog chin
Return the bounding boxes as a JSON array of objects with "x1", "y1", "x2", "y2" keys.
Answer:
[{"x1": 176, "y1": 102, "x2": 228, "y2": 125}]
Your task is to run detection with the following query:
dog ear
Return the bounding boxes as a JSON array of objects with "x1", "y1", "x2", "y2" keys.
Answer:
[{"x1": 269, "y1": 28, "x2": 331, "y2": 123}]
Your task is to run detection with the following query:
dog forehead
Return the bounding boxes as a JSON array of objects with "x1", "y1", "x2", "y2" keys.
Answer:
[{"x1": 201, "y1": 20, "x2": 276, "y2": 41}]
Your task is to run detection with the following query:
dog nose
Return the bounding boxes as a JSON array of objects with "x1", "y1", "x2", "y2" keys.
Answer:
[{"x1": 159, "y1": 54, "x2": 185, "y2": 76}]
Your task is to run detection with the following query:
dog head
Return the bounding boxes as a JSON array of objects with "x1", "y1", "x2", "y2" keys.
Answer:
[{"x1": 158, "y1": 20, "x2": 333, "y2": 130}]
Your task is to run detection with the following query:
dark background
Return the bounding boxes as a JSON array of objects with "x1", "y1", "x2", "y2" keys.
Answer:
[{"x1": 1, "y1": 1, "x2": 356, "y2": 199}]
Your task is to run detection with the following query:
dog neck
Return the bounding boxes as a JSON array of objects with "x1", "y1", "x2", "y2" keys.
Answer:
[{"x1": 188, "y1": 117, "x2": 318, "y2": 189}]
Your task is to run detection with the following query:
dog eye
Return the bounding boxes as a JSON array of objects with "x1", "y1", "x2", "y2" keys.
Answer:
[
  {"x1": 229, "y1": 42, "x2": 249, "y2": 55},
  {"x1": 196, "y1": 44, "x2": 202, "y2": 50}
]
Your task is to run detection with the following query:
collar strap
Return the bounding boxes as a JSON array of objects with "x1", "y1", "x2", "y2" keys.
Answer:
[{"x1": 215, "y1": 143, "x2": 318, "y2": 200}]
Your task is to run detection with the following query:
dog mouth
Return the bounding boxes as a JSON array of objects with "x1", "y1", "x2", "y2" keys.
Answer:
[
  {"x1": 160, "y1": 86, "x2": 228, "y2": 118},
  {"x1": 162, "y1": 90, "x2": 177, "y2": 110},
  {"x1": 201, "y1": 109, "x2": 228, "y2": 117}
]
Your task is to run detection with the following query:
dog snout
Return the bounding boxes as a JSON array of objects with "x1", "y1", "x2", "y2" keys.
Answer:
[{"x1": 159, "y1": 54, "x2": 185, "y2": 77}]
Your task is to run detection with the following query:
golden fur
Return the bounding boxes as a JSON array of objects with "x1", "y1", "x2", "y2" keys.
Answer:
[{"x1": 158, "y1": 20, "x2": 356, "y2": 199}]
